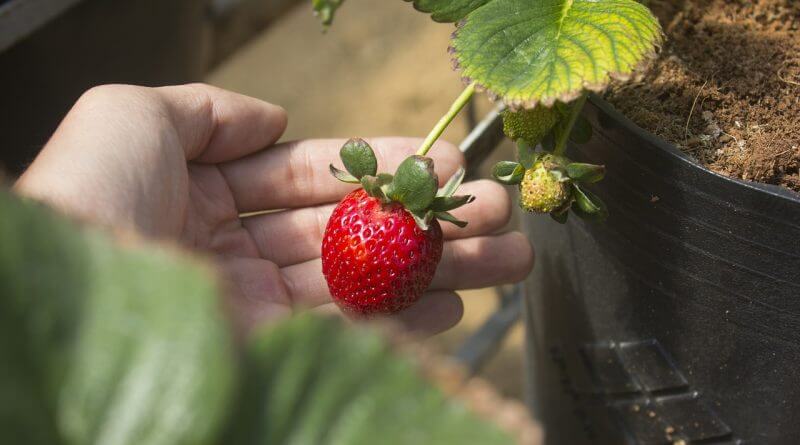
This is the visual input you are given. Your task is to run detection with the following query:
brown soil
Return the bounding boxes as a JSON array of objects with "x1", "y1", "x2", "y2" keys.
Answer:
[{"x1": 606, "y1": 0, "x2": 800, "y2": 192}]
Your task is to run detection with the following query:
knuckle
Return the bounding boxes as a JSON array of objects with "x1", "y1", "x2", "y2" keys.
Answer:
[
  {"x1": 506, "y1": 231, "x2": 535, "y2": 281},
  {"x1": 482, "y1": 180, "x2": 513, "y2": 221},
  {"x1": 465, "y1": 180, "x2": 512, "y2": 228},
  {"x1": 77, "y1": 84, "x2": 147, "y2": 106},
  {"x1": 518, "y1": 233, "x2": 536, "y2": 278},
  {"x1": 436, "y1": 139, "x2": 466, "y2": 166},
  {"x1": 73, "y1": 84, "x2": 161, "y2": 120},
  {"x1": 181, "y1": 82, "x2": 214, "y2": 91}
]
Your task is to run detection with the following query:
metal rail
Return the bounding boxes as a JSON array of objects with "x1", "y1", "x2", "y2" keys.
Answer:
[
  {"x1": 459, "y1": 104, "x2": 506, "y2": 178},
  {"x1": 454, "y1": 284, "x2": 524, "y2": 375},
  {"x1": 453, "y1": 103, "x2": 524, "y2": 376}
]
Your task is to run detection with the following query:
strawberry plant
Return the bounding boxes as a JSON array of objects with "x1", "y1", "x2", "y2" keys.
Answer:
[
  {"x1": 423, "y1": 0, "x2": 661, "y2": 223},
  {"x1": 314, "y1": 0, "x2": 661, "y2": 311}
]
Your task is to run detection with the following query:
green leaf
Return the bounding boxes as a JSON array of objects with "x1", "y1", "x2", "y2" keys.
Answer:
[
  {"x1": 491, "y1": 161, "x2": 525, "y2": 185},
  {"x1": 388, "y1": 156, "x2": 438, "y2": 213},
  {"x1": 572, "y1": 184, "x2": 609, "y2": 222},
  {"x1": 431, "y1": 195, "x2": 475, "y2": 212},
  {"x1": 225, "y1": 314, "x2": 519, "y2": 444},
  {"x1": 435, "y1": 211, "x2": 469, "y2": 228},
  {"x1": 405, "y1": 0, "x2": 491, "y2": 23},
  {"x1": 330, "y1": 164, "x2": 360, "y2": 184},
  {"x1": 451, "y1": 0, "x2": 662, "y2": 108},
  {"x1": 566, "y1": 162, "x2": 605, "y2": 183},
  {"x1": 516, "y1": 140, "x2": 541, "y2": 169},
  {"x1": 0, "y1": 189, "x2": 534, "y2": 445},
  {"x1": 376, "y1": 173, "x2": 394, "y2": 191},
  {"x1": 437, "y1": 167, "x2": 466, "y2": 198},
  {"x1": 0, "y1": 191, "x2": 234, "y2": 445},
  {"x1": 312, "y1": 0, "x2": 345, "y2": 27},
  {"x1": 411, "y1": 210, "x2": 434, "y2": 231},
  {"x1": 340, "y1": 138, "x2": 378, "y2": 179},
  {"x1": 502, "y1": 107, "x2": 560, "y2": 144},
  {"x1": 360, "y1": 176, "x2": 386, "y2": 200},
  {"x1": 360, "y1": 174, "x2": 393, "y2": 201}
]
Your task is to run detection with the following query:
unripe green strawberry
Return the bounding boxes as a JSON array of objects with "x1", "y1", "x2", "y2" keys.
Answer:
[
  {"x1": 502, "y1": 107, "x2": 559, "y2": 144},
  {"x1": 519, "y1": 161, "x2": 571, "y2": 213}
]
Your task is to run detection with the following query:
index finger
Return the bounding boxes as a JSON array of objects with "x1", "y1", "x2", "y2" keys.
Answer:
[
  {"x1": 219, "y1": 137, "x2": 465, "y2": 212},
  {"x1": 156, "y1": 83, "x2": 288, "y2": 163}
]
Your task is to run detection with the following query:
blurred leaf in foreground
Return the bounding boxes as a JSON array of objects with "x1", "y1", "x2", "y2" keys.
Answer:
[
  {"x1": 0, "y1": 188, "x2": 538, "y2": 445},
  {"x1": 225, "y1": 314, "x2": 537, "y2": 444},
  {"x1": 0, "y1": 190, "x2": 234, "y2": 445}
]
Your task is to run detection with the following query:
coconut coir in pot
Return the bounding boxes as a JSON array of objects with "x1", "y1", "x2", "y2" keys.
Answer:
[{"x1": 606, "y1": 0, "x2": 800, "y2": 192}]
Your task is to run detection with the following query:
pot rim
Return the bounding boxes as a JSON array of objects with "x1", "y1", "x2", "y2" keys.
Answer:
[{"x1": 588, "y1": 94, "x2": 800, "y2": 205}]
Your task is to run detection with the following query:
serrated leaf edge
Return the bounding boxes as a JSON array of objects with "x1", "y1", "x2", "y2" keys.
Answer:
[{"x1": 447, "y1": 10, "x2": 664, "y2": 110}]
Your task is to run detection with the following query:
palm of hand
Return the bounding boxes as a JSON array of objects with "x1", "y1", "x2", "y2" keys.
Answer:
[{"x1": 16, "y1": 84, "x2": 533, "y2": 336}]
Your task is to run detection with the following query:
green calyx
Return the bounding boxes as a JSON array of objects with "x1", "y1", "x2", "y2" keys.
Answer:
[
  {"x1": 312, "y1": 0, "x2": 344, "y2": 28},
  {"x1": 329, "y1": 138, "x2": 377, "y2": 183},
  {"x1": 492, "y1": 151, "x2": 608, "y2": 223},
  {"x1": 571, "y1": 183, "x2": 609, "y2": 222},
  {"x1": 330, "y1": 138, "x2": 474, "y2": 230}
]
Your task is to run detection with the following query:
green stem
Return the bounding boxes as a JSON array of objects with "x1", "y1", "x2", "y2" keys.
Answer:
[
  {"x1": 553, "y1": 93, "x2": 588, "y2": 156},
  {"x1": 417, "y1": 82, "x2": 477, "y2": 156}
]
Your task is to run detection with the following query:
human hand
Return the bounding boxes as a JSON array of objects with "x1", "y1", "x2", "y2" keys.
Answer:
[{"x1": 15, "y1": 84, "x2": 534, "y2": 335}]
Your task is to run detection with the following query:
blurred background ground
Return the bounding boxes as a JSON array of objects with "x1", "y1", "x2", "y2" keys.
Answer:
[{"x1": 207, "y1": 0, "x2": 525, "y2": 400}]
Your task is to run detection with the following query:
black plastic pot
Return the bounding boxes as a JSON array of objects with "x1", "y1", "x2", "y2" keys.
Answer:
[{"x1": 523, "y1": 95, "x2": 800, "y2": 444}]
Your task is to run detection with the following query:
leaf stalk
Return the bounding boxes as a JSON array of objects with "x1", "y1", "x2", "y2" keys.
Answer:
[
  {"x1": 417, "y1": 82, "x2": 477, "y2": 156},
  {"x1": 553, "y1": 93, "x2": 588, "y2": 156}
]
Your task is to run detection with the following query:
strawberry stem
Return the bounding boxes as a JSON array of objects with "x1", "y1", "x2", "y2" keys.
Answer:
[
  {"x1": 553, "y1": 93, "x2": 588, "y2": 156},
  {"x1": 416, "y1": 82, "x2": 477, "y2": 157}
]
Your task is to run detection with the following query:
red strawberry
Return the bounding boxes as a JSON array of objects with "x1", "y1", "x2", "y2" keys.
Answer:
[
  {"x1": 323, "y1": 138, "x2": 474, "y2": 316},
  {"x1": 322, "y1": 189, "x2": 443, "y2": 315}
]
